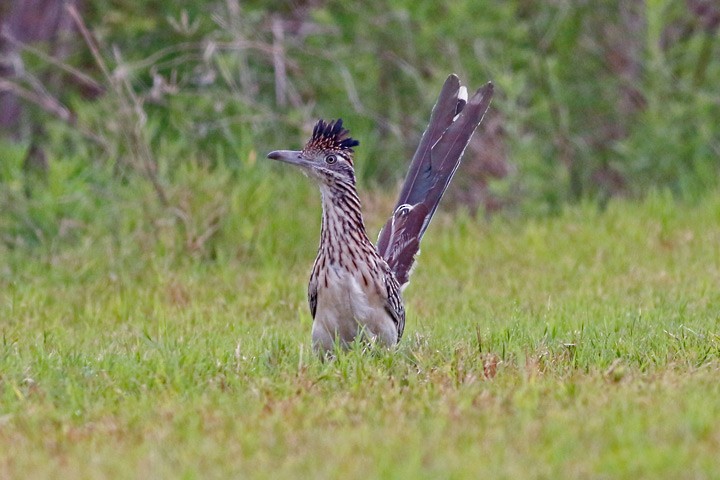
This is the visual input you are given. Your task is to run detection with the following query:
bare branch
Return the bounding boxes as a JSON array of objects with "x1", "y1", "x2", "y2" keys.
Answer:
[
  {"x1": 66, "y1": 3, "x2": 169, "y2": 207},
  {"x1": 271, "y1": 15, "x2": 287, "y2": 107},
  {"x1": 2, "y1": 31, "x2": 104, "y2": 94}
]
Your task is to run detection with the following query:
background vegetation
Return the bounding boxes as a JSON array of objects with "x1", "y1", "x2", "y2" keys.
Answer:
[
  {"x1": 0, "y1": 0, "x2": 719, "y2": 478},
  {"x1": 2, "y1": 1, "x2": 719, "y2": 250}
]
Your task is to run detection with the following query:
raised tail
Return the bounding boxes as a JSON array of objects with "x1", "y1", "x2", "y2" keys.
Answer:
[{"x1": 376, "y1": 74, "x2": 494, "y2": 287}]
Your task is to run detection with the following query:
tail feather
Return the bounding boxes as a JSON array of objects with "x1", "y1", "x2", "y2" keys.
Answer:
[{"x1": 377, "y1": 75, "x2": 494, "y2": 287}]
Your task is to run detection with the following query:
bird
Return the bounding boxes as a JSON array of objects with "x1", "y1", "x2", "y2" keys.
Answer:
[{"x1": 267, "y1": 74, "x2": 493, "y2": 353}]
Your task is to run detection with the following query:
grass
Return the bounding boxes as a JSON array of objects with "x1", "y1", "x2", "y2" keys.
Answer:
[{"x1": 1, "y1": 190, "x2": 719, "y2": 478}]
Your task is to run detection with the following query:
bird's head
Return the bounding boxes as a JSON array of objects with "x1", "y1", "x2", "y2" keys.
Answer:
[{"x1": 267, "y1": 118, "x2": 359, "y2": 186}]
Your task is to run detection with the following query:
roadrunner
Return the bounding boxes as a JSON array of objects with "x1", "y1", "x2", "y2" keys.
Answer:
[{"x1": 268, "y1": 74, "x2": 493, "y2": 352}]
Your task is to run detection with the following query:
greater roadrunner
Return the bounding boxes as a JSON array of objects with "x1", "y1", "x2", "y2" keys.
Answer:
[{"x1": 268, "y1": 74, "x2": 493, "y2": 352}]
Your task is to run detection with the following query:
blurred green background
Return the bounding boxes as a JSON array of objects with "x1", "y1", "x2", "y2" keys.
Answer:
[
  {"x1": 1, "y1": 5, "x2": 719, "y2": 476},
  {"x1": 1, "y1": 0, "x2": 718, "y2": 253}
]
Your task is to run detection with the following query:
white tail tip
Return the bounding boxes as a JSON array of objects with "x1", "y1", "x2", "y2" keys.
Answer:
[{"x1": 458, "y1": 85, "x2": 468, "y2": 103}]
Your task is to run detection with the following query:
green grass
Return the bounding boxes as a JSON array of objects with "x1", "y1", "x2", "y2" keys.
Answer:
[{"x1": 1, "y1": 191, "x2": 719, "y2": 478}]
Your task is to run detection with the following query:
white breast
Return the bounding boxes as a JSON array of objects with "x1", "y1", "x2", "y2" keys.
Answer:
[{"x1": 312, "y1": 263, "x2": 398, "y2": 351}]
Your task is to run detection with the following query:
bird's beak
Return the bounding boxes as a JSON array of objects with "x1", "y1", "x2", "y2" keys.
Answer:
[{"x1": 267, "y1": 150, "x2": 306, "y2": 167}]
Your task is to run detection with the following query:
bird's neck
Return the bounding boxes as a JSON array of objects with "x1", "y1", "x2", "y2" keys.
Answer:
[{"x1": 318, "y1": 181, "x2": 373, "y2": 253}]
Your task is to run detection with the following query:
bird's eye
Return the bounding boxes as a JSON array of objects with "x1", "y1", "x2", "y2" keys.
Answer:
[{"x1": 325, "y1": 154, "x2": 337, "y2": 165}]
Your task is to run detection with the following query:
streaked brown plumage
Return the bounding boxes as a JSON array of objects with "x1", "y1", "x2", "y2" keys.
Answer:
[{"x1": 268, "y1": 74, "x2": 493, "y2": 352}]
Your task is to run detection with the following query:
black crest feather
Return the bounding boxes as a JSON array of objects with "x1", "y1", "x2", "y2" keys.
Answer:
[{"x1": 306, "y1": 118, "x2": 359, "y2": 153}]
